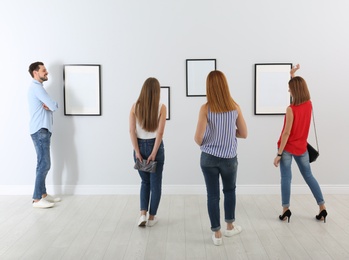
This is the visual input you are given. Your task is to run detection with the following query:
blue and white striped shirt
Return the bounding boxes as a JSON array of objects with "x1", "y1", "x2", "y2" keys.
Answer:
[{"x1": 200, "y1": 108, "x2": 238, "y2": 158}]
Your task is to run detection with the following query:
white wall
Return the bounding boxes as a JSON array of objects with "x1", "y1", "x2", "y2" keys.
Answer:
[{"x1": 1, "y1": 0, "x2": 348, "y2": 194}]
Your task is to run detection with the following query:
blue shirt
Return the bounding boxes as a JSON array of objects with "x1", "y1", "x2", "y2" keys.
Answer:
[
  {"x1": 28, "y1": 79, "x2": 58, "y2": 134},
  {"x1": 200, "y1": 108, "x2": 238, "y2": 158}
]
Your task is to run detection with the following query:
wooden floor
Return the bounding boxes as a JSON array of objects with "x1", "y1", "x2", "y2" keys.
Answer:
[{"x1": 1, "y1": 194, "x2": 349, "y2": 260}]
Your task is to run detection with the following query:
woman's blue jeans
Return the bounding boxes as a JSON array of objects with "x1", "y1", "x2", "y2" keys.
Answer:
[
  {"x1": 280, "y1": 150, "x2": 325, "y2": 207},
  {"x1": 134, "y1": 139, "x2": 164, "y2": 216},
  {"x1": 200, "y1": 152, "x2": 238, "y2": 232},
  {"x1": 31, "y1": 128, "x2": 52, "y2": 200}
]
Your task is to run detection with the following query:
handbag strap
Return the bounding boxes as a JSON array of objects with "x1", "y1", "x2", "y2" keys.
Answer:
[{"x1": 311, "y1": 107, "x2": 319, "y2": 152}]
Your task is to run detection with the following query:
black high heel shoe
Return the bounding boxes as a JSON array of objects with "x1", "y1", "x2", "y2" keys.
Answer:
[
  {"x1": 316, "y1": 209, "x2": 327, "y2": 223},
  {"x1": 279, "y1": 209, "x2": 292, "y2": 223}
]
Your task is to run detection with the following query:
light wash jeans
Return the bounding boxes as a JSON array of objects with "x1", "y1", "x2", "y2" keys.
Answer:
[
  {"x1": 134, "y1": 138, "x2": 164, "y2": 216},
  {"x1": 280, "y1": 150, "x2": 325, "y2": 207},
  {"x1": 200, "y1": 152, "x2": 238, "y2": 232},
  {"x1": 31, "y1": 128, "x2": 52, "y2": 200}
]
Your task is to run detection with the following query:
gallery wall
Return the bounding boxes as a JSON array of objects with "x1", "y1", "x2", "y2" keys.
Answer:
[{"x1": 1, "y1": 0, "x2": 348, "y2": 194}]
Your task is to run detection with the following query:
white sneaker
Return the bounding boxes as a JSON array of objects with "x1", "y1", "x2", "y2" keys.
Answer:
[
  {"x1": 224, "y1": 225, "x2": 242, "y2": 237},
  {"x1": 44, "y1": 194, "x2": 61, "y2": 202},
  {"x1": 33, "y1": 199, "x2": 54, "y2": 208},
  {"x1": 212, "y1": 233, "x2": 223, "y2": 246},
  {"x1": 147, "y1": 217, "x2": 158, "y2": 227},
  {"x1": 138, "y1": 215, "x2": 147, "y2": 227}
]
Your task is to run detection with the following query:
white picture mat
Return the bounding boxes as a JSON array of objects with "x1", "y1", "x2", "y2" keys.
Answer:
[
  {"x1": 160, "y1": 87, "x2": 170, "y2": 120},
  {"x1": 255, "y1": 64, "x2": 291, "y2": 114},
  {"x1": 186, "y1": 60, "x2": 216, "y2": 96},
  {"x1": 64, "y1": 65, "x2": 101, "y2": 115}
]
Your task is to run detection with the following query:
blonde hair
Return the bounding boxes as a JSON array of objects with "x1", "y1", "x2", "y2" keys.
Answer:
[
  {"x1": 135, "y1": 77, "x2": 160, "y2": 132},
  {"x1": 206, "y1": 70, "x2": 237, "y2": 112},
  {"x1": 288, "y1": 76, "x2": 311, "y2": 105}
]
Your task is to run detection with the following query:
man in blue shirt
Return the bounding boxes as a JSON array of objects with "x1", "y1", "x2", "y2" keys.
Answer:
[{"x1": 28, "y1": 62, "x2": 60, "y2": 208}]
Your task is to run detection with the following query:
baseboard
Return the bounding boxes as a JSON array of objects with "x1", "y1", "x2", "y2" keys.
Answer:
[{"x1": 0, "y1": 184, "x2": 348, "y2": 195}]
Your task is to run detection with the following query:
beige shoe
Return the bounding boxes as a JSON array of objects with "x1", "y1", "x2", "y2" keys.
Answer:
[
  {"x1": 44, "y1": 194, "x2": 61, "y2": 202},
  {"x1": 147, "y1": 217, "x2": 158, "y2": 227},
  {"x1": 33, "y1": 199, "x2": 54, "y2": 208},
  {"x1": 138, "y1": 215, "x2": 147, "y2": 227},
  {"x1": 212, "y1": 233, "x2": 223, "y2": 246},
  {"x1": 224, "y1": 225, "x2": 242, "y2": 237}
]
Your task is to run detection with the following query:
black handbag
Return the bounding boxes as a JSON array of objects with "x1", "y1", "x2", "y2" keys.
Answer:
[
  {"x1": 307, "y1": 108, "x2": 319, "y2": 163},
  {"x1": 307, "y1": 143, "x2": 319, "y2": 163}
]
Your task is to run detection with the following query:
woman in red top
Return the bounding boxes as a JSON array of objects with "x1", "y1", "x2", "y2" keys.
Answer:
[{"x1": 274, "y1": 64, "x2": 327, "y2": 223}]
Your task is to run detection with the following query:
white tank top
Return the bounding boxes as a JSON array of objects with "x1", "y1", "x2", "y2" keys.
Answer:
[{"x1": 136, "y1": 103, "x2": 162, "y2": 139}]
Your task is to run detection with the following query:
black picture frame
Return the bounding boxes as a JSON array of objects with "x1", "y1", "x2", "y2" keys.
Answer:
[
  {"x1": 254, "y1": 63, "x2": 292, "y2": 115},
  {"x1": 186, "y1": 59, "x2": 216, "y2": 97},
  {"x1": 160, "y1": 86, "x2": 170, "y2": 120},
  {"x1": 63, "y1": 64, "x2": 102, "y2": 116}
]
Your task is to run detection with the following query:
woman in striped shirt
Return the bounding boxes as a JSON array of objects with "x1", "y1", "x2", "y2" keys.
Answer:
[{"x1": 195, "y1": 70, "x2": 248, "y2": 246}]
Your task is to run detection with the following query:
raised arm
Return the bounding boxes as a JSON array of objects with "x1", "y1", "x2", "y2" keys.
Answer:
[{"x1": 290, "y1": 64, "x2": 300, "y2": 78}]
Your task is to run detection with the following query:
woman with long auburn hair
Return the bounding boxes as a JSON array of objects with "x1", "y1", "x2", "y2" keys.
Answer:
[
  {"x1": 274, "y1": 64, "x2": 327, "y2": 223},
  {"x1": 195, "y1": 70, "x2": 248, "y2": 246},
  {"x1": 129, "y1": 77, "x2": 167, "y2": 227}
]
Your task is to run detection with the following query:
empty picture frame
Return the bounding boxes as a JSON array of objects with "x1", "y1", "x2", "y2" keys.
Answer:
[
  {"x1": 186, "y1": 59, "x2": 216, "y2": 96},
  {"x1": 63, "y1": 64, "x2": 101, "y2": 116},
  {"x1": 254, "y1": 63, "x2": 292, "y2": 115},
  {"x1": 160, "y1": 86, "x2": 170, "y2": 120}
]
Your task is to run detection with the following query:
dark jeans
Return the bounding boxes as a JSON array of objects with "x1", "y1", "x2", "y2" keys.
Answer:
[
  {"x1": 134, "y1": 139, "x2": 165, "y2": 216},
  {"x1": 31, "y1": 128, "x2": 52, "y2": 200},
  {"x1": 201, "y1": 152, "x2": 238, "y2": 232}
]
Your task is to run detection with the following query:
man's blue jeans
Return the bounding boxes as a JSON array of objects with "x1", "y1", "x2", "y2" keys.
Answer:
[
  {"x1": 31, "y1": 128, "x2": 52, "y2": 200},
  {"x1": 134, "y1": 139, "x2": 165, "y2": 216},
  {"x1": 280, "y1": 150, "x2": 325, "y2": 207},
  {"x1": 200, "y1": 152, "x2": 238, "y2": 232}
]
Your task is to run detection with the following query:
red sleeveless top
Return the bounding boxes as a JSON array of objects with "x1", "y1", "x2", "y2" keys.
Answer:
[{"x1": 277, "y1": 100, "x2": 312, "y2": 155}]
